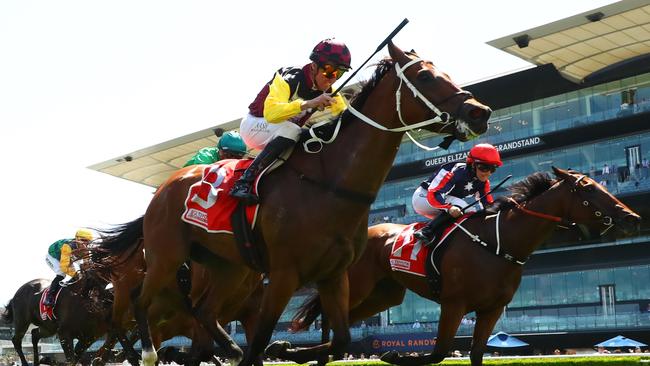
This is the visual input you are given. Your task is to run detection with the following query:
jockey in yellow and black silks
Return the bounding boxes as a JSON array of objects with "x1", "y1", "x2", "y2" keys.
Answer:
[
  {"x1": 229, "y1": 38, "x2": 351, "y2": 205},
  {"x1": 43, "y1": 229, "x2": 93, "y2": 306}
]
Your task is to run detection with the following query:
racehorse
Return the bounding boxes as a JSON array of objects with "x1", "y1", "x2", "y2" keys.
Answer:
[
  {"x1": 90, "y1": 41, "x2": 492, "y2": 366},
  {"x1": 91, "y1": 221, "x2": 263, "y2": 366},
  {"x1": 279, "y1": 168, "x2": 641, "y2": 366},
  {"x1": 2, "y1": 270, "x2": 115, "y2": 366}
]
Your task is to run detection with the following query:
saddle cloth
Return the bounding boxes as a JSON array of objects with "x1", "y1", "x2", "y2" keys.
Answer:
[
  {"x1": 389, "y1": 216, "x2": 471, "y2": 277},
  {"x1": 39, "y1": 287, "x2": 61, "y2": 321},
  {"x1": 182, "y1": 159, "x2": 259, "y2": 233}
]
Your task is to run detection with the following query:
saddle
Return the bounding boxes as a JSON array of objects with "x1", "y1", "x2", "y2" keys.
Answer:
[{"x1": 39, "y1": 287, "x2": 62, "y2": 320}]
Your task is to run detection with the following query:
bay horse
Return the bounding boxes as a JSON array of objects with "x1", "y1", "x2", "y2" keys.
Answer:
[
  {"x1": 91, "y1": 41, "x2": 492, "y2": 366},
  {"x1": 91, "y1": 221, "x2": 263, "y2": 366},
  {"x1": 2, "y1": 270, "x2": 115, "y2": 366},
  {"x1": 275, "y1": 167, "x2": 641, "y2": 366}
]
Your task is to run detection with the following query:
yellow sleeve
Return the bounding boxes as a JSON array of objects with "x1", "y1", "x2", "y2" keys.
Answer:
[
  {"x1": 263, "y1": 73, "x2": 304, "y2": 123},
  {"x1": 329, "y1": 94, "x2": 347, "y2": 116},
  {"x1": 59, "y1": 244, "x2": 76, "y2": 277}
]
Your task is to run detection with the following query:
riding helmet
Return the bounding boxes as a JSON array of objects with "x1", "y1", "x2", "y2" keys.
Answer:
[
  {"x1": 310, "y1": 39, "x2": 352, "y2": 70},
  {"x1": 466, "y1": 143, "x2": 502, "y2": 167},
  {"x1": 217, "y1": 131, "x2": 248, "y2": 155}
]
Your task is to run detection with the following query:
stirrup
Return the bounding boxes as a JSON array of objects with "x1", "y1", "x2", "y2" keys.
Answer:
[{"x1": 414, "y1": 229, "x2": 436, "y2": 247}]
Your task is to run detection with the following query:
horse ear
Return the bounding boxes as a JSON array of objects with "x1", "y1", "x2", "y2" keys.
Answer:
[
  {"x1": 552, "y1": 166, "x2": 571, "y2": 180},
  {"x1": 387, "y1": 41, "x2": 411, "y2": 65}
]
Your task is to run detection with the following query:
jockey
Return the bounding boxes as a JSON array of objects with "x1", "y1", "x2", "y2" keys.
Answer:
[
  {"x1": 412, "y1": 143, "x2": 502, "y2": 245},
  {"x1": 43, "y1": 229, "x2": 93, "y2": 306},
  {"x1": 230, "y1": 38, "x2": 352, "y2": 204},
  {"x1": 183, "y1": 130, "x2": 248, "y2": 167}
]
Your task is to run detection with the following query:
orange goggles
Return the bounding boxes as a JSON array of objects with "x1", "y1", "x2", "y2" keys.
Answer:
[{"x1": 320, "y1": 64, "x2": 346, "y2": 79}]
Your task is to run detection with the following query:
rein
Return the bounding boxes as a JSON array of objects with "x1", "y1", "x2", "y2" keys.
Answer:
[
  {"x1": 304, "y1": 57, "x2": 474, "y2": 153},
  {"x1": 507, "y1": 197, "x2": 564, "y2": 223}
]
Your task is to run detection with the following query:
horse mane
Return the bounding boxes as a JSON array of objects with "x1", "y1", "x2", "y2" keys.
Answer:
[
  {"x1": 340, "y1": 58, "x2": 395, "y2": 124},
  {"x1": 489, "y1": 172, "x2": 556, "y2": 212}
]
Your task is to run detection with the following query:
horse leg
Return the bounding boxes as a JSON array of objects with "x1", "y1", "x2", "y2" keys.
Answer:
[
  {"x1": 30, "y1": 328, "x2": 41, "y2": 366},
  {"x1": 469, "y1": 307, "x2": 504, "y2": 366},
  {"x1": 240, "y1": 270, "x2": 299, "y2": 366},
  {"x1": 73, "y1": 337, "x2": 94, "y2": 366},
  {"x1": 271, "y1": 278, "x2": 406, "y2": 364},
  {"x1": 91, "y1": 331, "x2": 118, "y2": 366},
  {"x1": 57, "y1": 332, "x2": 75, "y2": 366},
  {"x1": 134, "y1": 243, "x2": 187, "y2": 366},
  {"x1": 381, "y1": 302, "x2": 465, "y2": 366},
  {"x1": 11, "y1": 320, "x2": 29, "y2": 366},
  {"x1": 193, "y1": 301, "x2": 243, "y2": 363},
  {"x1": 116, "y1": 329, "x2": 141, "y2": 366}
]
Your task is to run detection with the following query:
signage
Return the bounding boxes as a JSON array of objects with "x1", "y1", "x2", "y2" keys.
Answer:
[{"x1": 423, "y1": 136, "x2": 543, "y2": 169}]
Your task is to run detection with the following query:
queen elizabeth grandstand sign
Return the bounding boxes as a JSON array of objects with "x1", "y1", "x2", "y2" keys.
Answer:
[
  {"x1": 385, "y1": 136, "x2": 545, "y2": 182},
  {"x1": 424, "y1": 136, "x2": 542, "y2": 168}
]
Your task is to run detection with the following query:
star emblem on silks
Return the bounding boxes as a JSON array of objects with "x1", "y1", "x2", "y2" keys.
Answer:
[{"x1": 464, "y1": 181, "x2": 474, "y2": 192}]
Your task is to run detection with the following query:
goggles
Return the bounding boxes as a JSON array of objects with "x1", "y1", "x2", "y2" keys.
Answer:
[
  {"x1": 320, "y1": 64, "x2": 346, "y2": 79},
  {"x1": 476, "y1": 163, "x2": 497, "y2": 173}
]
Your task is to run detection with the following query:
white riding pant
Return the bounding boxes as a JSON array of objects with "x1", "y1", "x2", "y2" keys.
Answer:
[
  {"x1": 411, "y1": 186, "x2": 476, "y2": 219},
  {"x1": 239, "y1": 113, "x2": 302, "y2": 151},
  {"x1": 45, "y1": 254, "x2": 65, "y2": 276}
]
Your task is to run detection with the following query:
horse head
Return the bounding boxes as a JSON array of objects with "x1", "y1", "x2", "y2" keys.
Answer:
[
  {"x1": 553, "y1": 167, "x2": 641, "y2": 236},
  {"x1": 387, "y1": 42, "x2": 491, "y2": 141}
]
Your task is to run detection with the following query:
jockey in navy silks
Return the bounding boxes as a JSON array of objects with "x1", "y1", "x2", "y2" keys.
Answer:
[{"x1": 412, "y1": 143, "x2": 502, "y2": 245}]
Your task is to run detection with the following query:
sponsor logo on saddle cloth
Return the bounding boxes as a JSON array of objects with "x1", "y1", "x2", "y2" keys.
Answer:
[
  {"x1": 389, "y1": 217, "x2": 470, "y2": 277},
  {"x1": 39, "y1": 288, "x2": 61, "y2": 321},
  {"x1": 182, "y1": 159, "x2": 259, "y2": 233}
]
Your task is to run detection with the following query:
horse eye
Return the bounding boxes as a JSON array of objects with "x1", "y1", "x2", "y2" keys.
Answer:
[{"x1": 416, "y1": 71, "x2": 435, "y2": 82}]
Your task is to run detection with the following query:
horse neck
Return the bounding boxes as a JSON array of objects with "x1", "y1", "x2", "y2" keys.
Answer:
[
  {"x1": 500, "y1": 183, "x2": 571, "y2": 259},
  {"x1": 318, "y1": 72, "x2": 406, "y2": 198}
]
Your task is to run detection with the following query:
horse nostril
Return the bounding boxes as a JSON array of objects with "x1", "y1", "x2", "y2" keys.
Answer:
[{"x1": 469, "y1": 108, "x2": 484, "y2": 120}]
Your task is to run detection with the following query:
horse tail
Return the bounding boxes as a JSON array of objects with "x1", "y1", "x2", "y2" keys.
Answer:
[
  {"x1": 91, "y1": 216, "x2": 144, "y2": 267},
  {"x1": 2, "y1": 299, "x2": 14, "y2": 324},
  {"x1": 290, "y1": 293, "x2": 322, "y2": 332}
]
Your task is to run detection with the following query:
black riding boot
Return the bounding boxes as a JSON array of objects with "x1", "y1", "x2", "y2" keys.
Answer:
[
  {"x1": 414, "y1": 212, "x2": 454, "y2": 247},
  {"x1": 229, "y1": 136, "x2": 295, "y2": 205},
  {"x1": 44, "y1": 275, "x2": 64, "y2": 306}
]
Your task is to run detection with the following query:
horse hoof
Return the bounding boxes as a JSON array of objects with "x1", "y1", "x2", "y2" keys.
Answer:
[
  {"x1": 380, "y1": 351, "x2": 400, "y2": 365},
  {"x1": 265, "y1": 340, "x2": 292, "y2": 358},
  {"x1": 141, "y1": 348, "x2": 157, "y2": 366}
]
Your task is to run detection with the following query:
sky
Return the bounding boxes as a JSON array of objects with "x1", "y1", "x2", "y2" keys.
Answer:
[{"x1": 0, "y1": 0, "x2": 619, "y2": 302}]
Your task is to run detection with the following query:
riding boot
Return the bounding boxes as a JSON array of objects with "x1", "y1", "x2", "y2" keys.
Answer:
[
  {"x1": 414, "y1": 212, "x2": 454, "y2": 247},
  {"x1": 230, "y1": 136, "x2": 295, "y2": 205},
  {"x1": 44, "y1": 275, "x2": 64, "y2": 306}
]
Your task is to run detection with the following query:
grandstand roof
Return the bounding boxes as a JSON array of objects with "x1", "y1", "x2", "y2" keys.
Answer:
[{"x1": 487, "y1": 0, "x2": 650, "y2": 83}]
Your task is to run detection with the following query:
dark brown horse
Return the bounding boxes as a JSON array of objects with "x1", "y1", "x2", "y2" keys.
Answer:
[
  {"x1": 92, "y1": 220, "x2": 263, "y2": 366},
  {"x1": 2, "y1": 271, "x2": 115, "y2": 366},
  {"x1": 279, "y1": 168, "x2": 641, "y2": 366},
  {"x1": 91, "y1": 41, "x2": 492, "y2": 366}
]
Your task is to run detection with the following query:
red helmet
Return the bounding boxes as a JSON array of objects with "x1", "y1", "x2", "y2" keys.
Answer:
[
  {"x1": 309, "y1": 39, "x2": 352, "y2": 70},
  {"x1": 467, "y1": 143, "x2": 502, "y2": 167}
]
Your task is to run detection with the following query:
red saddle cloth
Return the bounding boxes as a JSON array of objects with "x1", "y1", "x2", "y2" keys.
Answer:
[
  {"x1": 182, "y1": 159, "x2": 259, "y2": 233},
  {"x1": 389, "y1": 216, "x2": 470, "y2": 277},
  {"x1": 39, "y1": 288, "x2": 61, "y2": 321}
]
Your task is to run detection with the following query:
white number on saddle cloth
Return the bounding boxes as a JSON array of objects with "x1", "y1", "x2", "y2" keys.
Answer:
[
  {"x1": 391, "y1": 225, "x2": 423, "y2": 261},
  {"x1": 191, "y1": 165, "x2": 228, "y2": 210}
]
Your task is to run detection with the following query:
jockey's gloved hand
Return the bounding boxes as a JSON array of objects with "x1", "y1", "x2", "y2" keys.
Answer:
[{"x1": 448, "y1": 206, "x2": 463, "y2": 218}]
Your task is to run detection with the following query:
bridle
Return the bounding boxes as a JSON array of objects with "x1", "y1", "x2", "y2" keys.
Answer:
[
  {"x1": 507, "y1": 174, "x2": 616, "y2": 233},
  {"x1": 303, "y1": 57, "x2": 474, "y2": 152},
  {"x1": 344, "y1": 57, "x2": 474, "y2": 133}
]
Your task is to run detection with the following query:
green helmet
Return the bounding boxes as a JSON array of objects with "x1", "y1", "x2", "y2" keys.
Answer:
[{"x1": 216, "y1": 131, "x2": 247, "y2": 154}]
